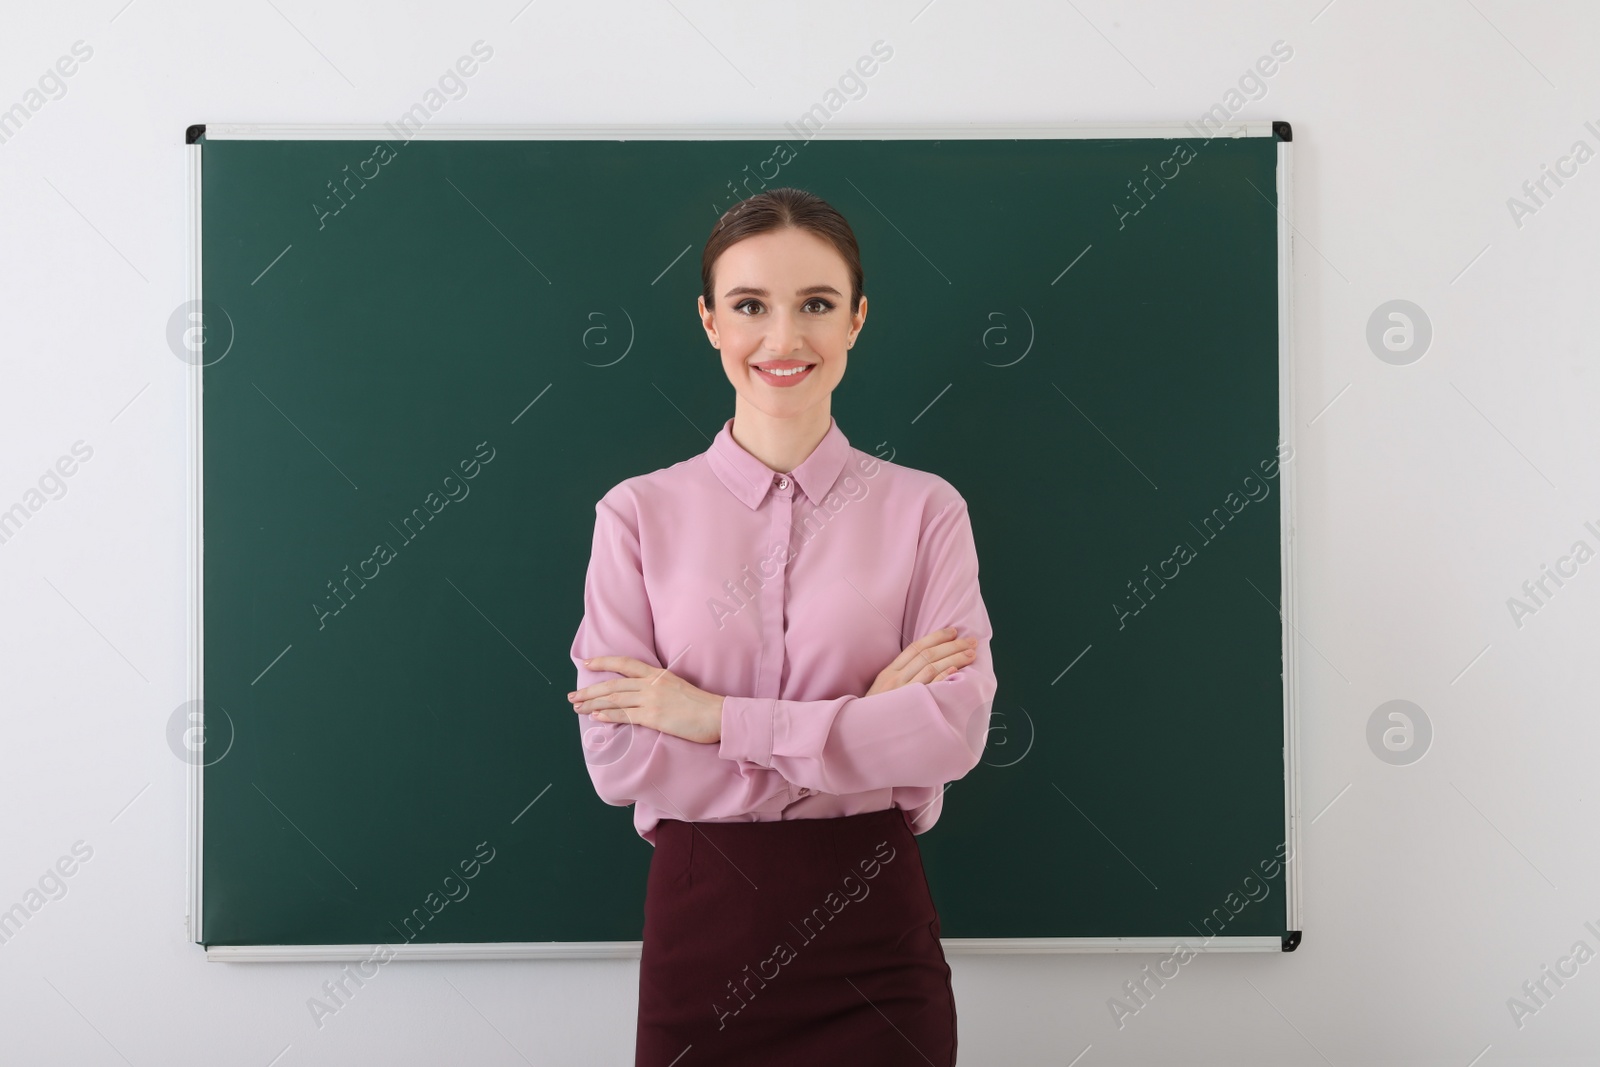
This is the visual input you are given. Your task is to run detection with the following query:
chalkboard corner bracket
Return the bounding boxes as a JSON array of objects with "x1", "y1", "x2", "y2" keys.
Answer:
[
  {"x1": 186, "y1": 123, "x2": 206, "y2": 145},
  {"x1": 1281, "y1": 929, "x2": 1302, "y2": 951},
  {"x1": 1272, "y1": 120, "x2": 1292, "y2": 142}
]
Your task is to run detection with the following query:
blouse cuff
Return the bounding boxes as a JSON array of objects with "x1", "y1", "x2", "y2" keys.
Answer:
[{"x1": 718, "y1": 696, "x2": 776, "y2": 766}]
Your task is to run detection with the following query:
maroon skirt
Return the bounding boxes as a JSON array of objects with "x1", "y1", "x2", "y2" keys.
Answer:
[{"x1": 636, "y1": 806, "x2": 957, "y2": 1066}]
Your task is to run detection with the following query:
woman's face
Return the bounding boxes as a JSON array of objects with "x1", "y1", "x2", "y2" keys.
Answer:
[{"x1": 698, "y1": 226, "x2": 866, "y2": 421}]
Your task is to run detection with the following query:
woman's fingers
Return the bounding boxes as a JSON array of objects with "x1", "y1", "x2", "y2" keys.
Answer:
[
  {"x1": 572, "y1": 683, "x2": 642, "y2": 714},
  {"x1": 579, "y1": 634, "x2": 977, "y2": 713},
  {"x1": 571, "y1": 657, "x2": 664, "y2": 705},
  {"x1": 570, "y1": 672, "x2": 658, "y2": 705},
  {"x1": 917, "y1": 636, "x2": 977, "y2": 667},
  {"x1": 886, "y1": 629, "x2": 967, "y2": 677},
  {"x1": 582, "y1": 692, "x2": 650, "y2": 726},
  {"x1": 582, "y1": 655, "x2": 653, "y2": 678},
  {"x1": 902, "y1": 637, "x2": 977, "y2": 680},
  {"x1": 873, "y1": 630, "x2": 979, "y2": 691},
  {"x1": 911, "y1": 645, "x2": 977, "y2": 684},
  {"x1": 569, "y1": 681, "x2": 606, "y2": 704},
  {"x1": 886, "y1": 627, "x2": 958, "y2": 672}
]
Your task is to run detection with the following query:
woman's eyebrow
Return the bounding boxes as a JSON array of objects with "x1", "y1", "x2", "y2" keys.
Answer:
[{"x1": 722, "y1": 284, "x2": 843, "y2": 298}]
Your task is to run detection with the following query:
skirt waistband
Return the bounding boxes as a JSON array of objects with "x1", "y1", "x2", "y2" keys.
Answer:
[
  {"x1": 653, "y1": 807, "x2": 912, "y2": 846},
  {"x1": 651, "y1": 808, "x2": 918, "y2": 887}
]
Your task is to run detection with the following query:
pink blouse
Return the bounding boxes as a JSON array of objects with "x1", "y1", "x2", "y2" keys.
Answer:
[{"x1": 569, "y1": 415, "x2": 996, "y2": 846}]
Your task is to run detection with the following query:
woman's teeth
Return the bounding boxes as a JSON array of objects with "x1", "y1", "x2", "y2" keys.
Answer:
[{"x1": 763, "y1": 365, "x2": 811, "y2": 376}]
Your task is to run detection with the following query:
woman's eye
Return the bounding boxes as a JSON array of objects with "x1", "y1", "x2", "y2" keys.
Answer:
[{"x1": 731, "y1": 298, "x2": 833, "y2": 315}]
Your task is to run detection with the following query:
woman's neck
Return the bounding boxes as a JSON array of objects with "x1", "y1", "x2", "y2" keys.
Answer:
[{"x1": 729, "y1": 402, "x2": 833, "y2": 475}]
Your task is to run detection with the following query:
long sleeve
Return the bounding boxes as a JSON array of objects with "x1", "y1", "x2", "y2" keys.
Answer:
[
  {"x1": 717, "y1": 496, "x2": 996, "y2": 796},
  {"x1": 571, "y1": 498, "x2": 796, "y2": 821}
]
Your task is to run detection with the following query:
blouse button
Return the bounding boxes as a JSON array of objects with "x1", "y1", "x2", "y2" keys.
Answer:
[{"x1": 777, "y1": 475, "x2": 789, "y2": 490}]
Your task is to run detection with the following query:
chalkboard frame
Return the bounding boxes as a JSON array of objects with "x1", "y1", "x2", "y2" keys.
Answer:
[{"x1": 183, "y1": 121, "x2": 1301, "y2": 960}]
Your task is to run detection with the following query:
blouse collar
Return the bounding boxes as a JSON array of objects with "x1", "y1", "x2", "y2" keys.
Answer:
[{"x1": 705, "y1": 416, "x2": 852, "y2": 510}]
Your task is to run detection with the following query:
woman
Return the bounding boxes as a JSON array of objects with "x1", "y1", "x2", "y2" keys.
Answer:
[{"x1": 567, "y1": 187, "x2": 997, "y2": 1066}]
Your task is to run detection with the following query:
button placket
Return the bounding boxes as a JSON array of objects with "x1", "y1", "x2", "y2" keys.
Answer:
[
  {"x1": 764, "y1": 472, "x2": 799, "y2": 808},
  {"x1": 757, "y1": 473, "x2": 793, "y2": 702}
]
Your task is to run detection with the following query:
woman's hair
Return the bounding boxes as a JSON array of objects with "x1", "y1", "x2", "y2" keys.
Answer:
[{"x1": 701, "y1": 187, "x2": 864, "y2": 314}]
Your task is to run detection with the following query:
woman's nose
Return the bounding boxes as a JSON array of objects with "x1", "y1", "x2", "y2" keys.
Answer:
[{"x1": 764, "y1": 314, "x2": 803, "y2": 353}]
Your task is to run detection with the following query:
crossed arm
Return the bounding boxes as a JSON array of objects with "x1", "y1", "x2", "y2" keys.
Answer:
[{"x1": 568, "y1": 497, "x2": 996, "y2": 818}]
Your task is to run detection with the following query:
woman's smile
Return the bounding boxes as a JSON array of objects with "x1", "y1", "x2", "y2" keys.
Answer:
[{"x1": 750, "y1": 359, "x2": 817, "y2": 387}]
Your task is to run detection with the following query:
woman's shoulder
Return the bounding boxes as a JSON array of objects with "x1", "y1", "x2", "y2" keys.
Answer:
[
  {"x1": 591, "y1": 452, "x2": 708, "y2": 517},
  {"x1": 848, "y1": 446, "x2": 969, "y2": 517}
]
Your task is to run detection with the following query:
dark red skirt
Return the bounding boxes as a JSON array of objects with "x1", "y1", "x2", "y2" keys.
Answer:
[{"x1": 636, "y1": 806, "x2": 957, "y2": 1066}]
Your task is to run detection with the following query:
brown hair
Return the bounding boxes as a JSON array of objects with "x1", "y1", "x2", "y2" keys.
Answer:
[{"x1": 700, "y1": 187, "x2": 864, "y2": 314}]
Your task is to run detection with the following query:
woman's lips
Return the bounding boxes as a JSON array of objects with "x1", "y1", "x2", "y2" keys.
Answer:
[{"x1": 751, "y1": 362, "x2": 815, "y2": 388}]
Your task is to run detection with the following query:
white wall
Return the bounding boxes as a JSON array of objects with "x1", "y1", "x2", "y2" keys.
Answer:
[{"x1": 3, "y1": 1, "x2": 1597, "y2": 1063}]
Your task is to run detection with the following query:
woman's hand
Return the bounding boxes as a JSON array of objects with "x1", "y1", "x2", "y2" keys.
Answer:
[
  {"x1": 865, "y1": 626, "x2": 979, "y2": 697},
  {"x1": 569, "y1": 657, "x2": 725, "y2": 744}
]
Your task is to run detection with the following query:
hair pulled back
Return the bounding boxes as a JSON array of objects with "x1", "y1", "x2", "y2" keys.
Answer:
[{"x1": 701, "y1": 188, "x2": 864, "y2": 314}]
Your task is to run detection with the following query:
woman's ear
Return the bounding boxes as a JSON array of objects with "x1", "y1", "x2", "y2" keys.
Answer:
[{"x1": 697, "y1": 294, "x2": 719, "y2": 349}]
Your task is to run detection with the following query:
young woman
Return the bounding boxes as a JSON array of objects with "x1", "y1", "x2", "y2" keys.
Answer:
[{"x1": 567, "y1": 187, "x2": 997, "y2": 1066}]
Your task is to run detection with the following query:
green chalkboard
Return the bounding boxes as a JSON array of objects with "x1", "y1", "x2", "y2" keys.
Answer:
[{"x1": 194, "y1": 126, "x2": 1295, "y2": 951}]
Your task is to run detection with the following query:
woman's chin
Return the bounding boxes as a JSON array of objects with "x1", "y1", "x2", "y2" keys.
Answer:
[{"x1": 731, "y1": 375, "x2": 835, "y2": 414}]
